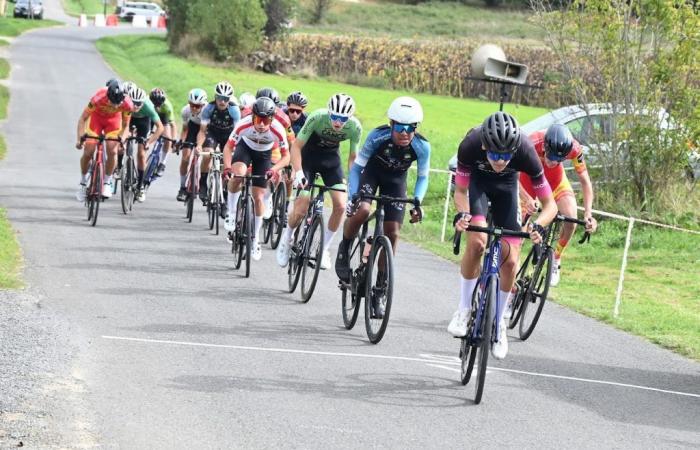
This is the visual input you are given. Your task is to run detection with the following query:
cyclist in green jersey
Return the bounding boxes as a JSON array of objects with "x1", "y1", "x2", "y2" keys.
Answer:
[
  {"x1": 150, "y1": 88, "x2": 177, "y2": 176},
  {"x1": 127, "y1": 86, "x2": 164, "y2": 202},
  {"x1": 276, "y1": 93, "x2": 362, "y2": 271}
]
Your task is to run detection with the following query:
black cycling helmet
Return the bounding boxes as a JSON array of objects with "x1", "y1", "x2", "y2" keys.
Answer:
[
  {"x1": 149, "y1": 88, "x2": 166, "y2": 108},
  {"x1": 105, "y1": 77, "x2": 119, "y2": 87},
  {"x1": 256, "y1": 87, "x2": 280, "y2": 105},
  {"x1": 252, "y1": 97, "x2": 277, "y2": 118},
  {"x1": 480, "y1": 111, "x2": 521, "y2": 154},
  {"x1": 106, "y1": 80, "x2": 125, "y2": 105},
  {"x1": 286, "y1": 91, "x2": 308, "y2": 108},
  {"x1": 544, "y1": 123, "x2": 575, "y2": 159}
]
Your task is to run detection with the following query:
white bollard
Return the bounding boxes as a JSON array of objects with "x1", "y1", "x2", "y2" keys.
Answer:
[
  {"x1": 94, "y1": 14, "x2": 106, "y2": 27},
  {"x1": 150, "y1": 16, "x2": 159, "y2": 28},
  {"x1": 613, "y1": 218, "x2": 635, "y2": 318},
  {"x1": 132, "y1": 15, "x2": 148, "y2": 28},
  {"x1": 78, "y1": 14, "x2": 88, "y2": 27}
]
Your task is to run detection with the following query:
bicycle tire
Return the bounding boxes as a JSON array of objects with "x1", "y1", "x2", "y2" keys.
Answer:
[
  {"x1": 214, "y1": 175, "x2": 220, "y2": 235},
  {"x1": 287, "y1": 227, "x2": 302, "y2": 293},
  {"x1": 232, "y1": 193, "x2": 246, "y2": 270},
  {"x1": 519, "y1": 248, "x2": 553, "y2": 341},
  {"x1": 461, "y1": 283, "x2": 481, "y2": 385},
  {"x1": 207, "y1": 191, "x2": 215, "y2": 230},
  {"x1": 474, "y1": 277, "x2": 496, "y2": 404},
  {"x1": 270, "y1": 182, "x2": 287, "y2": 250},
  {"x1": 341, "y1": 236, "x2": 362, "y2": 330},
  {"x1": 364, "y1": 235, "x2": 394, "y2": 344},
  {"x1": 509, "y1": 246, "x2": 534, "y2": 329},
  {"x1": 89, "y1": 160, "x2": 103, "y2": 227},
  {"x1": 300, "y1": 215, "x2": 324, "y2": 303},
  {"x1": 186, "y1": 195, "x2": 194, "y2": 222},
  {"x1": 262, "y1": 181, "x2": 275, "y2": 245},
  {"x1": 244, "y1": 194, "x2": 253, "y2": 278}
]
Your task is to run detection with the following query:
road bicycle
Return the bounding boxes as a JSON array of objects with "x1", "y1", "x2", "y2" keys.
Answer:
[
  {"x1": 262, "y1": 166, "x2": 291, "y2": 250},
  {"x1": 230, "y1": 173, "x2": 267, "y2": 278},
  {"x1": 339, "y1": 193, "x2": 420, "y2": 344},
  {"x1": 80, "y1": 134, "x2": 121, "y2": 227},
  {"x1": 142, "y1": 135, "x2": 177, "y2": 191},
  {"x1": 508, "y1": 213, "x2": 591, "y2": 340},
  {"x1": 181, "y1": 141, "x2": 199, "y2": 223},
  {"x1": 453, "y1": 218, "x2": 530, "y2": 404},
  {"x1": 201, "y1": 149, "x2": 225, "y2": 235},
  {"x1": 118, "y1": 133, "x2": 143, "y2": 214},
  {"x1": 287, "y1": 173, "x2": 345, "y2": 303}
]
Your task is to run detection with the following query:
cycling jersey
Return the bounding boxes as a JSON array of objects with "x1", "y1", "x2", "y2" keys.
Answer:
[
  {"x1": 180, "y1": 104, "x2": 203, "y2": 125},
  {"x1": 131, "y1": 98, "x2": 161, "y2": 122},
  {"x1": 201, "y1": 101, "x2": 241, "y2": 133},
  {"x1": 227, "y1": 115, "x2": 288, "y2": 153},
  {"x1": 519, "y1": 129, "x2": 587, "y2": 201},
  {"x1": 84, "y1": 87, "x2": 134, "y2": 138},
  {"x1": 242, "y1": 106, "x2": 295, "y2": 143},
  {"x1": 156, "y1": 98, "x2": 175, "y2": 124},
  {"x1": 283, "y1": 105, "x2": 308, "y2": 135},
  {"x1": 296, "y1": 109, "x2": 362, "y2": 154},
  {"x1": 349, "y1": 125, "x2": 431, "y2": 201}
]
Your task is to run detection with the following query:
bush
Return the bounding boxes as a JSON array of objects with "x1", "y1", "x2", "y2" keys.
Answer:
[
  {"x1": 164, "y1": 0, "x2": 266, "y2": 61},
  {"x1": 263, "y1": 0, "x2": 297, "y2": 39}
]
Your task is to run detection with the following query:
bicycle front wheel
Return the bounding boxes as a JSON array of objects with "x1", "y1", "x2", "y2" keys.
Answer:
[
  {"x1": 214, "y1": 175, "x2": 221, "y2": 235},
  {"x1": 474, "y1": 277, "x2": 496, "y2": 404},
  {"x1": 287, "y1": 226, "x2": 302, "y2": 293},
  {"x1": 364, "y1": 235, "x2": 394, "y2": 344},
  {"x1": 270, "y1": 182, "x2": 287, "y2": 250},
  {"x1": 89, "y1": 161, "x2": 103, "y2": 227},
  {"x1": 244, "y1": 194, "x2": 253, "y2": 278},
  {"x1": 519, "y1": 248, "x2": 553, "y2": 341},
  {"x1": 341, "y1": 236, "x2": 363, "y2": 330},
  {"x1": 509, "y1": 246, "x2": 534, "y2": 329},
  {"x1": 300, "y1": 215, "x2": 324, "y2": 303}
]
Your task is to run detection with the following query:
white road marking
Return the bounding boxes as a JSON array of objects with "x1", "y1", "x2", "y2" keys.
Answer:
[{"x1": 103, "y1": 336, "x2": 700, "y2": 399}]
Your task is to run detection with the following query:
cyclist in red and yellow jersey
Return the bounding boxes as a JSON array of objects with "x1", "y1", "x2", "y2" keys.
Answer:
[
  {"x1": 75, "y1": 80, "x2": 134, "y2": 201},
  {"x1": 519, "y1": 124, "x2": 598, "y2": 286}
]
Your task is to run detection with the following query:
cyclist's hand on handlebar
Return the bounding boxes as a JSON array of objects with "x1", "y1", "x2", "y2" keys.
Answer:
[
  {"x1": 293, "y1": 170, "x2": 306, "y2": 189},
  {"x1": 527, "y1": 222, "x2": 546, "y2": 244},
  {"x1": 345, "y1": 195, "x2": 360, "y2": 217},
  {"x1": 265, "y1": 169, "x2": 279, "y2": 183},
  {"x1": 222, "y1": 167, "x2": 233, "y2": 181},
  {"x1": 453, "y1": 212, "x2": 471, "y2": 232},
  {"x1": 75, "y1": 140, "x2": 83, "y2": 150},
  {"x1": 584, "y1": 215, "x2": 598, "y2": 233},
  {"x1": 409, "y1": 198, "x2": 423, "y2": 224},
  {"x1": 523, "y1": 197, "x2": 539, "y2": 216}
]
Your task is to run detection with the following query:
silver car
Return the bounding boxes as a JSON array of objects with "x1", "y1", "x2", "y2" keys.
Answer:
[{"x1": 14, "y1": 0, "x2": 43, "y2": 19}]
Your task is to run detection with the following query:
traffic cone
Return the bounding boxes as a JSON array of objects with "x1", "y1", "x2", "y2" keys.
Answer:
[
  {"x1": 106, "y1": 15, "x2": 119, "y2": 26},
  {"x1": 157, "y1": 15, "x2": 167, "y2": 29},
  {"x1": 78, "y1": 14, "x2": 87, "y2": 27}
]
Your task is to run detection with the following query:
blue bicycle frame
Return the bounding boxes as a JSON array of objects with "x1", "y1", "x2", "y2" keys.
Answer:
[{"x1": 470, "y1": 233, "x2": 503, "y2": 345}]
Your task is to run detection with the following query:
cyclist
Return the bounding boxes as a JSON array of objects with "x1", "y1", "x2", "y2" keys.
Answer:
[
  {"x1": 75, "y1": 80, "x2": 133, "y2": 201},
  {"x1": 196, "y1": 81, "x2": 241, "y2": 203},
  {"x1": 276, "y1": 93, "x2": 362, "y2": 271},
  {"x1": 150, "y1": 88, "x2": 177, "y2": 177},
  {"x1": 127, "y1": 85, "x2": 165, "y2": 202},
  {"x1": 519, "y1": 124, "x2": 598, "y2": 286},
  {"x1": 239, "y1": 92, "x2": 256, "y2": 111},
  {"x1": 223, "y1": 97, "x2": 290, "y2": 261},
  {"x1": 284, "y1": 91, "x2": 309, "y2": 135},
  {"x1": 447, "y1": 111, "x2": 556, "y2": 360},
  {"x1": 335, "y1": 97, "x2": 430, "y2": 287},
  {"x1": 176, "y1": 88, "x2": 208, "y2": 202}
]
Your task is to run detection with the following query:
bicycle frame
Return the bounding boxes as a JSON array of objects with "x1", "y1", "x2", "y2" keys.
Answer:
[{"x1": 471, "y1": 234, "x2": 503, "y2": 344}]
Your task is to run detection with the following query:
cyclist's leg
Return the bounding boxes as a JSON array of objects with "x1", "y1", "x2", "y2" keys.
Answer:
[
  {"x1": 336, "y1": 167, "x2": 374, "y2": 280},
  {"x1": 161, "y1": 122, "x2": 174, "y2": 163},
  {"x1": 199, "y1": 135, "x2": 217, "y2": 200},
  {"x1": 553, "y1": 175, "x2": 577, "y2": 260},
  {"x1": 226, "y1": 141, "x2": 253, "y2": 222},
  {"x1": 132, "y1": 116, "x2": 150, "y2": 188},
  {"x1": 249, "y1": 148, "x2": 272, "y2": 247},
  {"x1": 377, "y1": 167, "x2": 410, "y2": 253},
  {"x1": 318, "y1": 151, "x2": 346, "y2": 253}
]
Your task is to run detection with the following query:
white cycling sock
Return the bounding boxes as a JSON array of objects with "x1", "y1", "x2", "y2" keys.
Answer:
[
  {"x1": 80, "y1": 173, "x2": 88, "y2": 184},
  {"x1": 283, "y1": 225, "x2": 296, "y2": 243},
  {"x1": 459, "y1": 277, "x2": 478, "y2": 311},
  {"x1": 180, "y1": 175, "x2": 186, "y2": 188},
  {"x1": 228, "y1": 191, "x2": 240, "y2": 218},
  {"x1": 263, "y1": 190, "x2": 272, "y2": 203},
  {"x1": 323, "y1": 226, "x2": 337, "y2": 251},
  {"x1": 497, "y1": 289, "x2": 511, "y2": 323},
  {"x1": 254, "y1": 215, "x2": 263, "y2": 242},
  {"x1": 160, "y1": 149, "x2": 168, "y2": 163},
  {"x1": 104, "y1": 175, "x2": 112, "y2": 184}
]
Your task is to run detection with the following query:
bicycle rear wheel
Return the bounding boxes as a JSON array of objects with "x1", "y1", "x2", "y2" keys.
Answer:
[
  {"x1": 474, "y1": 277, "x2": 496, "y2": 404},
  {"x1": 509, "y1": 246, "x2": 534, "y2": 329},
  {"x1": 287, "y1": 226, "x2": 302, "y2": 293},
  {"x1": 270, "y1": 182, "x2": 287, "y2": 250},
  {"x1": 341, "y1": 236, "x2": 363, "y2": 329},
  {"x1": 364, "y1": 235, "x2": 394, "y2": 344},
  {"x1": 519, "y1": 248, "x2": 553, "y2": 341},
  {"x1": 300, "y1": 215, "x2": 324, "y2": 303}
]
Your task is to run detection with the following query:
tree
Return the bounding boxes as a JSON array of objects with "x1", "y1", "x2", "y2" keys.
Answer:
[
  {"x1": 309, "y1": 0, "x2": 332, "y2": 24},
  {"x1": 263, "y1": 0, "x2": 296, "y2": 39},
  {"x1": 530, "y1": 0, "x2": 700, "y2": 213}
]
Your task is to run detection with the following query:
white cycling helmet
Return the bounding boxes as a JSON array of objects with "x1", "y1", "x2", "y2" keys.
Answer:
[
  {"x1": 188, "y1": 88, "x2": 208, "y2": 105},
  {"x1": 215, "y1": 81, "x2": 234, "y2": 98},
  {"x1": 122, "y1": 81, "x2": 137, "y2": 98},
  {"x1": 387, "y1": 96, "x2": 423, "y2": 124},
  {"x1": 239, "y1": 92, "x2": 256, "y2": 108},
  {"x1": 327, "y1": 93, "x2": 355, "y2": 118},
  {"x1": 130, "y1": 87, "x2": 147, "y2": 104}
]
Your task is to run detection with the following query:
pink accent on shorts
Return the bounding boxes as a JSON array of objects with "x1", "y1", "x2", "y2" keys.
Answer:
[
  {"x1": 503, "y1": 236, "x2": 524, "y2": 246},
  {"x1": 471, "y1": 215, "x2": 486, "y2": 223}
]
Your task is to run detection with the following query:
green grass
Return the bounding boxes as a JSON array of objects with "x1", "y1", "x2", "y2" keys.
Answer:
[
  {"x1": 0, "y1": 58, "x2": 9, "y2": 79},
  {"x1": 0, "y1": 84, "x2": 8, "y2": 120},
  {"x1": 0, "y1": 39, "x2": 8, "y2": 46},
  {"x1": 0, "y1": 139, "x2": 22, "y2": 288},
  {"x1": 61, "y1": 0, "x2": 117, "y2": 17},
  {"x1": 0, "y1": 17, "x2": 61, "y2": 37},
  {"x1": 96, "y1": 34, "x2": 700, "y2": 361},
  {"x1": 296, "y1": 1, "x2": 544, "y2": 42}
]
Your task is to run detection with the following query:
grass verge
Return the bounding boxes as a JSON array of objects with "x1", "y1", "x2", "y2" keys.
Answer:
[
  {"x1": 0, "y1": 138, "x2": 22, "y2": 289},
  {"x1": 0, "y1": 84, "x2": 7, "y2": 120},
  {"x1": 0, "y1": 17, "x2": 62, "y2": 37},
  {"x1": 296, "y1": 0, "x2": 543, "y2": 42},
  {"x1": 61, "y1": 0, "x2": 117, "y2": 17},
  {"x1": 97, "y1": 34, "x2": 700, "y2": 361},
  {"x1": 0, "y1": 58, "x2": 9, "y2": 79}
]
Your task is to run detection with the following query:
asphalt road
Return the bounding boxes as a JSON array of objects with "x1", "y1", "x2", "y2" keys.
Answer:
[{"x1": 0, "y1": 4, "x2": 698, "y2": 448}]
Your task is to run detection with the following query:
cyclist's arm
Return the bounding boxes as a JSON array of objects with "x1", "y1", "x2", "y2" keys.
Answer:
[
  {"x1": 290, "y1": 137, "x2": 305, "y2": 173},
  {"x1": 530, "y1": 173, "x2": 556, "y2": 227},
  {"x1": 270, "y1": 124, "x2": 290, "y2": 172},
  {"x1": 196, "y1": 123, "x2": 207, "y2": 150},
  {"x1": 223, "y1": 139, "x2": 234, "y2": 172},
  {"x1": 347, "y1": 119, "x2": 362, "y2": 172},
  {"x1": 119, "y1": 114, "x2": 131, "y2": 142},
  {"x1": 414, "y1": 140, "x2": 431, "y2": 202},
  {"x1": 148, "y1": 119, "x2": 165, "y2": 147},
  {"x1": 453, "y1": 162, "x2": 470, "y2": 214},
  {"x1": 76, "y1": 108, "x2": 90, "y2": 144},
  {"x1": 577, "y1": 169, "x2": 594, "y2": 219}
]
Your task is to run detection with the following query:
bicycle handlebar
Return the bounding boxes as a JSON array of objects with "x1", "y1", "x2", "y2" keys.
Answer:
[
  {"x1": 356, "y1": 193, "x2": 419, "y2": 207},
  {"x1": 80, "y1": 134, "x2": 122, "y2": 144},
  {"x1": 311, "y1": 183, "x2": 346, "y2": 193},
  {"x1": 453, "y1": 224, "x2": 530, "y2": 255}
]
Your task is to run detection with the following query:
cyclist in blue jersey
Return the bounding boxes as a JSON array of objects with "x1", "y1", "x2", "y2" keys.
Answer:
[
  {"x1": 335, "y1": 97, "x2": 430, "y2": 282},
  {"x1": 284, "y1": 91, "x2": 309, "y2": 136}
]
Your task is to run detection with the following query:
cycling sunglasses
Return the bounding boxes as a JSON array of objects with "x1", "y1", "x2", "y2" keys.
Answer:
[
  {"x1": 253, "y1": 115, "x2": 273, "y2": 125},
  {"x1": 392, "y1": 123, "x2": 417, "y2": 134},
  {"x1": 546, "y1": 152, "x2": 567, "y2": 162},
  {"x1": 486, "y1": 150, "x2": 514, "y2": 161},
  {"x1": 215, "y1": 95, "x2": 230, "y2": 102},
  {"x1": 287, "y1": 107, "x2": 304, "y2": 115},
  {"x1": 329, "y1": 113, "x2": 349, "y2": 123},
  {"x1": 132, "y1": 101, "x2": 144, "y2": 109},
  {"x1": 189, "y1": 102, "x2": 203, "y2": 109}
]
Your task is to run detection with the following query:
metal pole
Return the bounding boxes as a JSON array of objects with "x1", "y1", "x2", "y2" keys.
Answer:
[
  {"x1": 614, "y1": 218, "x2": 634, "y2": 318},
  {"x1": 440, "y1": 172, "x2": 452, "y2": 242}
]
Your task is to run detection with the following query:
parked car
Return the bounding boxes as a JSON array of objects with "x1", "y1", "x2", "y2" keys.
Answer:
[
  {"x1": 14, "y1": 0, "x2": 43, "y2": 19},
  {"x1": 115, "y1": 1, "x2": 166, "y2": 22},
  {"x1": 447, "y1": 104, "x2": 700, "y2": 188}
]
